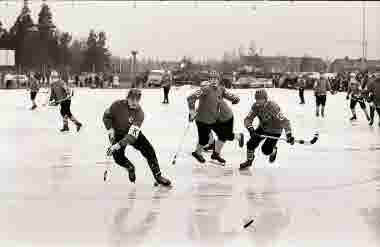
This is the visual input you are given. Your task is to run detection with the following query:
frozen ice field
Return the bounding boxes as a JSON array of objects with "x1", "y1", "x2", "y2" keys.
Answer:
[{"x1": 0, "y1": 87, "x2": 379, "y2": 247}]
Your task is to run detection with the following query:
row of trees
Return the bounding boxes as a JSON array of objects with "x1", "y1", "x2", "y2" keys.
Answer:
[{"x1": 0, "y1": 2, "x2": 111, "y2": 74}]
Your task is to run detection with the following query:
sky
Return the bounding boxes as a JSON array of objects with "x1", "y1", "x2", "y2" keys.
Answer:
[{"x1": 0, "y1": 1, "x2": 379, "y2": 61}]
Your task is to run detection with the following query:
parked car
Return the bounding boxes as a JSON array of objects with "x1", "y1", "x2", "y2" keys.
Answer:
[
  {"x1": 232, "y1": 76, "x2": 254, "y2": 88},
  {"x1": 147, "y1": 69, "x2": 166, "y2": 87}
]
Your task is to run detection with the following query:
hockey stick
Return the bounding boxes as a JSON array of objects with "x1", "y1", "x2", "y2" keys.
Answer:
[
  {"x1": 172, "y1": 121, "x2": 192, "y2": 165},
  {"x1": 254, "y1": 132, "x2": 319, "y2": 145}
]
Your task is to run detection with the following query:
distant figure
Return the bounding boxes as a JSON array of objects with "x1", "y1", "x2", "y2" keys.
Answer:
[
  {"x1": 28, "y1": 74, "x2": 40, "y2": 110},
  {"x1": 161, "y1": 73, "x2": 171, "y2": 104},
  {"x1": 297, "y1": 77, "x2": 306, "y2": 104}
]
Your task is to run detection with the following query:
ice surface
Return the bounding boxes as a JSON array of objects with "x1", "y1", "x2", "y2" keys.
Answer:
[{"x1": 0, "y1": 87, "x2": 379, "y2": 247}]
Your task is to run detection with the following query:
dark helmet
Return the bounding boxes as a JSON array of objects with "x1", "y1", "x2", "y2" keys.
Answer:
[
  {"x1": 255, "y1": 89, "x2": 268, "y2": 101},
  {"x1": 127, "y1": 88, "x2": 142, "y2": 99}
]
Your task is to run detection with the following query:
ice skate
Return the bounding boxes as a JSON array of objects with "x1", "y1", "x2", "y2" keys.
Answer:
[
  {"x1": 239, "y1": 159, "x2": 253, "y2": 170},
  {"x1": 211, "y1": 151, "x2": 226, "y2": 165},
  {"x1": 269, "y1": 146, "x2": 277, "y2": 163},
  {"x1": 154, "y1": 174, "x2": 171, "y2": 187},
  {"x1": 192, "y1": 151, "x2": 206, "y2": 163},
  {"x1": 350, "y1": 115, "x2": 357, "y2": 121},
  {"x1": 76, "y1": 122, "x2": 83, "y2": 132},
  {"x1": 60, "y1": 125, "x2": 69, "y2": 132}
]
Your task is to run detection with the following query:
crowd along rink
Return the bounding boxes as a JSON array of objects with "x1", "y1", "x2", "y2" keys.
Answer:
[{"x1": 0, "y1": 86, "x2": 379, "y2": 247}]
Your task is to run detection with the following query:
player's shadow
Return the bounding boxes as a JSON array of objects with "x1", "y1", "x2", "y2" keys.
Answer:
[
  {"x1": 360, "y1": 207, "x2": 380, "y2": 245},
  {"x1": 188, "y1": 182, "x2": 239, "y2": 246},
  {"x1": 243, "y1": 177, "x2": 291, "y2": 247},
  {"x1": 110, "y1": 186, "x2": 172, "y2": 247}
]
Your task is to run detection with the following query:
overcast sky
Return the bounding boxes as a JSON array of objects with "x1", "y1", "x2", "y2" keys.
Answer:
[{"x1": 1, "y1": 1, "x2": 379, "y2": 61}]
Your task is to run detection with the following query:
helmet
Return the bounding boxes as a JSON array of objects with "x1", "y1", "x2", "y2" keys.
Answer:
[
  {"x1": 350, "y1": 72, "x2": 356, "y2": 77},
  {"x1": 127, "y1": 88, "x2": 142, "y2": 100},
  {"x1": 255, "y1": 89, "x2": 268, "y2": 101}
]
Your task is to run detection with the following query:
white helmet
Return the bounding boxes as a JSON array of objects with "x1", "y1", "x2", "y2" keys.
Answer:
[{"x1": 350, "y1": 72, "x2": 356, "y2": 77}]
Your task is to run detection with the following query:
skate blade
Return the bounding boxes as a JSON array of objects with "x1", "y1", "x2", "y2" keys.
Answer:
[{"x1": 208, "y1": 160, "x2": 227, "y2": 166}]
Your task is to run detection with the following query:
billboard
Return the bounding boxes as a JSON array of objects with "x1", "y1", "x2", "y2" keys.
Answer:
[{"x1": 0, "y1": 49, "x2": 15, "y2": 66}]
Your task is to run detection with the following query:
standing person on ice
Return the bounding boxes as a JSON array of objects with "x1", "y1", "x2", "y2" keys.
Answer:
[
  {"x1": 367, "y1": 74, "x2": 380, "y2": 126},
  {"x1": 187, "y1": 71, "x2": 244, "y2": 165},
  {"x1": 28, "y1": 73, "x2": 39, "y2": 110},
  {"x1": 296, "y1": 76, "x2": 306, "y2": 104},
  {"x1": 48, "y1": 79, "x2": 83, "y2": 132},
  {"x1": 103, "y1": 88, "x2": 171, "y2": 186},
  {"x1": 346, "y1": 73, "x2": 370, "y2": 122},
  {"x1": 161, "y1": 71, "x2": 171, "y2": 104},
  {"x1": 313, "y1": 74, "x2": 334, "y2": 117},
  {"x1": 240, "y1": 89, "x2": 295, "y2": 170}
]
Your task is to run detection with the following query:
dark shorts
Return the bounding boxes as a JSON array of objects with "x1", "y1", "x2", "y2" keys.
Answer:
[
  {"x1": 30, "y1": 92, "x2": 37, "y2": 100},
  {"x1": 350, "y1": 98, "x2": 366, "y2": 109},
  {"x1": 60, "y1": 100, "x2": 72, "y2": 118},
  {"x1": 247, "y1": 127, "x2": 281, "y2": 155},
  {"x1": 315, "y1": 95, "x2": 326, "y2": 106},
  {"x1": 196, "y1": 118, "x2": 235, "y2": 146}
]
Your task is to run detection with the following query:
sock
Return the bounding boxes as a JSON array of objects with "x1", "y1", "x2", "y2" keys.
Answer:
[{"x1": 215, "y1": 140, "x2": 224, "y2": 154}]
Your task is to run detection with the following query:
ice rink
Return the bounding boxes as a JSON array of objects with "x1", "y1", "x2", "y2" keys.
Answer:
[{"x1": 1, "y1": 87, "x2": 379, "y2": 247}]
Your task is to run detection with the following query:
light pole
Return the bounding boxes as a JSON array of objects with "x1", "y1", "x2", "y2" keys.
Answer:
[{"x1": 131, "y1": 50, "x2": 138, "y2": 87}]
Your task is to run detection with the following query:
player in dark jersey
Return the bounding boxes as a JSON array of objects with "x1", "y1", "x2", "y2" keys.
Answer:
[
  {"x1": 103, "y1": 88, "x2": 171, "y2": 186},
  {"x1": 240, "y1": 89, "x2": 294, "y2": 170},
  {"x1": 28, "y1": 74, "x2": 39, "y2": 110},
  {"x1": 48, "y1": 80, "x2": 83, "y2": 132},
  {"x1": 346, "y1": 74, "x2": 370, "y2": 122}
]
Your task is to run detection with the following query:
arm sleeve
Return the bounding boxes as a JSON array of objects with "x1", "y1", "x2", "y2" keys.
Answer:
[
  {"x1": 244, "y1": 105, "x2": 257, "y2": 129},
  {"x1": 119, "y1": 108, "x2": 145, "y2": 147},
  {"x1": 222, "y1": 88, "x2": 239, "y2": 102},
  {"x1": 269, "y1": 102, "x2": 292, "y2": 134},
  {"x1": 102, "y1": 106, "x2": 113, "y2": 130},
  {"x1": 187, "y1": 87, "x2": 207, "y2": 110}
]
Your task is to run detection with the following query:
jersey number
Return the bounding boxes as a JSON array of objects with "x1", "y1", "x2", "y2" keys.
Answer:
[{"x1": 128, "y1": 125, "x2": 141, "y2": 139}]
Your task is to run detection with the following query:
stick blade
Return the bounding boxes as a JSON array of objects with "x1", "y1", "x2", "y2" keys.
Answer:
[{"x1": 243, "y1": 219, "x2": 254, "y2": 228}]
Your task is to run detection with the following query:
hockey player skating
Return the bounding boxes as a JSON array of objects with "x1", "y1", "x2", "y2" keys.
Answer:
[
  {"x1": 240, "y1": 89, "x2": 294, "y2": 170},
  {"x1": 48, "y1": 79, "x2": 83, "y2": 132},
  {"x1": 313, "y1": 75, "x2": 335, "y2": 117},
  {"x1": 28, "y1": 74, "x2": 39, "y2": 110},
  {"x1": 103, "y1": 88, "x2": 171, "y2": 186},
  {"x1": 187, "y1": 71, "x2": 244, "y2": 165},
  {"x1": 162, "y1": 72, "x2": 171, "y2": 104},
  {"x1": 346, "y1": 73, "x2": 370, "y2": 122},
  {"x1": 297, "y1": 76, "x2": 306, "y2": 104},
  {"x1": 367, "y1": 75, "x2": 380, "y2": 126}
]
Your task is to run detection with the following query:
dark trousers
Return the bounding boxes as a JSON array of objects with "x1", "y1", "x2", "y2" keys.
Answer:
[
  {"x1": 247, "y1": 127, "x2": 281, "y2": 155},
  {"x1": 196, "y1": 118, "x2": 235, "y2": 146},
  {"x1": 60, "y1": 100, "x2": 73, "y2": 118},
  {"x1": 163, "y1": 87, "x2": 170, "y2": 103},
  {"x1": 299, "y1": 88, "x2": 305, "y2": 103},
  {"x1": 112, "y1": 132, "x2": 161, "y2": 177}
]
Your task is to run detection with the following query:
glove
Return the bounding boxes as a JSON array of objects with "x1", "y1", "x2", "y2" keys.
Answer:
[
  {"x1": 106, "y1": 143, "x2": 121, "y2": 156},
  {"x1": 188, "y1": 110, "x2": 197, "y2": 122},
  {"x1": 108, "y1": 128, "x2": 115, "y2": 144},
  {"x1": 286, "y1": 133, "x2": 295, "y2": 145},
  {"x1": 231, "y1": 98, "x2": 240, "y2": 105},
  {"x1": 247, "y1": 126, "x2": 255, "y2": 137},
  {"x1": 346, "y1": 95, "x2": 349, "y2": 100}
]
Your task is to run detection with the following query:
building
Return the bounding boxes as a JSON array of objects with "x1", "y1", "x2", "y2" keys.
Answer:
[
  {"x1": 330, "y1": 57, "x2": 380, "y2": 73},
  {"x1": 241, "y1": 55, "x2": 326, "y2": 73}
]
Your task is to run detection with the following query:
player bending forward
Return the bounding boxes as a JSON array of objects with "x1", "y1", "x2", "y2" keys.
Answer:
[
  {"x1": 187, "y1": 71, "x2": 244, "y2": 164},
  {"x1": 240, "y1": 89, "x2": 295, "y2": 170},
  {"x1": 103, "y1": 88, "x2": 171, "y2": 186}
]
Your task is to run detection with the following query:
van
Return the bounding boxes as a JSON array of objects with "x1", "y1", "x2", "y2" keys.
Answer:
[{"x1": 147, "y1": 69, "x2": 165, "y2": 87}]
